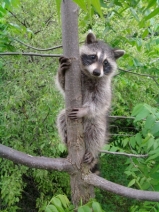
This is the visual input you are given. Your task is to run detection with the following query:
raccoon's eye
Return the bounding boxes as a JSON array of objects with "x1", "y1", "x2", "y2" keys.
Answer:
[
  {"x1": 89, "y1": 54, "x2": 97, "y2": 60},
  {"x1": 103, "y1": 59, "x2": 108, "y2": 66}
]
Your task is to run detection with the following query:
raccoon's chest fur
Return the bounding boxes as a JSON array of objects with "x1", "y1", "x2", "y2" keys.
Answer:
[{"x1": 81, "y1": 72, "x2": 111, "y2": 114}]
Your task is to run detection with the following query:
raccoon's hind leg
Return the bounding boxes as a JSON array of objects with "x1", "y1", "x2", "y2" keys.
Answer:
[
  {"x1": 57, "y1": 109, "x2": 67, "y2": 144},
  {"x1": 83, "y1": 117, "x2": 106, "y2": 164}
]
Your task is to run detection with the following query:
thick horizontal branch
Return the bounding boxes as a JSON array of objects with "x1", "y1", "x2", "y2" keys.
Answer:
[
  {"x1": 0, "y1": 144, "x2": 73, "y2": 172},
  {"x1": 100, "y1": 150, "x2": 148, "y2": 158},
  {"x1": 84, "y1": 173, "x2": 159, "y2": 202},
  {"x1": 1, "y1": 144, "x2": 159, "y2": 201},
  {"x1": 0, "y1": 52, "x2": 62, "y2": 57}
]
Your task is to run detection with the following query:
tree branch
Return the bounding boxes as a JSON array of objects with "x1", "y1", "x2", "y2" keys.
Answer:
[
  {"x1": 84, "y1": 173, "x2": 159, "y2": 202},
  {"x1": 0, "y1": 52, "x2": 62, "y2": 57},
  {"x1": 118, "y1": 68, "x2": 158, "y2": 78},
  {"x1": 13, "y1": 38, "x2": 62, "y2": 51},
  {"x1": 109, "y1": 115, "x2": 135, "y2": 120},
  {"x1": 7, "y1": 10, "x2": 29, "y2": 28},
  {"x1": 100, "y1": 150, "x2": 148, "y2": 158},
  {"x1": 109, "y1": 115, "x2": 159, "y2": 123},
  {"x1": 118, "y1": 68, "x2": 159, "y2": 86},
  {"x1": 0, "y1": 144, "x2": 73, "y2": 172}
]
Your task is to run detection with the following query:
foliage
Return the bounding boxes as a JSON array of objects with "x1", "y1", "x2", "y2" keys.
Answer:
[
  {"x1": 0, "y1": 0, "x2": 159, "y2": 211},
  {"x1": 0, "y1": 0, "x2": 69, "y2": 211},
  {"x1": 101, "y1": 103, "x2": 159, "y2": 211},
  {"x1": 43, "y1": 194, "x2": 104, "y2": 212},
  {"x1": 0, "y1": 0, "x2": 32, "y2": 52}
]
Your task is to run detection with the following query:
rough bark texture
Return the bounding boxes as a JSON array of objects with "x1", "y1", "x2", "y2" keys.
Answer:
[{"x1": 61, "y1": 0, "x2": 94, "y2": 206}]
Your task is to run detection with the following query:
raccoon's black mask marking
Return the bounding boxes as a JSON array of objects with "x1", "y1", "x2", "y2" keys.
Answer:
[
  {"x1": 81, "y1": 52, "x2": 112, "y2": 76},
  {"x1": 81, "y1": 54, "x2": 97, "y2": 66},
  {"x1": 103, "y1": 59, "x2": 112, "y2": 75}
]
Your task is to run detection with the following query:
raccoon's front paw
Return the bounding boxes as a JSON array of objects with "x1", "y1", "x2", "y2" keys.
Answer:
[
  {"x1": 59, "y1": 56, "x2": 71, "y2": 72},
  {"x1": 83, "y1": 152, "x2": 94, "y2": 164},
  {"x1": 68, "y1": 107, "x2": 88, "y2": 120}
]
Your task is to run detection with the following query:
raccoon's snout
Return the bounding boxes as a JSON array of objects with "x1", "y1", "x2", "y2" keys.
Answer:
[{"x1": 93, "y1": 69, "x2": 101, "y2": 76}]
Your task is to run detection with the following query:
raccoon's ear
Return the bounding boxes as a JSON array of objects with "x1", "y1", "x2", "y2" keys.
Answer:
[
  {"x1": 86, "y1": 33, "x2": 97, "y2": 44},
  {"x1": 113, "y1": 49, "x2": 125, "y2": 59}
]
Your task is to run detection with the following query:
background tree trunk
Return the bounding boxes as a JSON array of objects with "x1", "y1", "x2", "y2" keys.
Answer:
[{"x1": 61, "y1": 0, "x2": 94, "y2": 206}]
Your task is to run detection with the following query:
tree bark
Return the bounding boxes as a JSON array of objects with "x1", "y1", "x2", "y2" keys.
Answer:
[
  {"x1": 61, "y1": 0, "x2": 94, "y2": 206},
  {"x1": 0, "y1": 144, "x2": 73, "y2": 172},
  {"x1": 84, "y1": 173, "x2": 159, "y2": 202}
]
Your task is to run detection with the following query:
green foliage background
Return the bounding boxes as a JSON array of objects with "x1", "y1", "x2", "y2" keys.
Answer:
[{"x1": 0, "y1": 0, "x2": 159, "y2": 211}]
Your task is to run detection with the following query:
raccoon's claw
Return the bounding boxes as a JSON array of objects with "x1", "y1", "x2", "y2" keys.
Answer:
[
  {"x1": 59, "y1": 56, "x2": 71, "y2": 72},
  {"x1": 68, "y1": 108, "x2": 79, "y2": 120},
  {"x1": 68, "y1": 107, "x2": 88, "y2": 120},
  {"x1": 83, "y1": 152, "x2": 94, "y2": 164}
]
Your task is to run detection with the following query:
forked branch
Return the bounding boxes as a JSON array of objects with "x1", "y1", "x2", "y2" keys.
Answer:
[{"x1": 0, "y1": 143, "x2": 159, "y2": 202}]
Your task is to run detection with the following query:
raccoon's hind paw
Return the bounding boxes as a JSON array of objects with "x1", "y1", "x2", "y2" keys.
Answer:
[
  {"x1": 83, "y1": 151, "x2": 94, "y2": 164},
  {"x1": 59, "y1": 56, "x2": 71, "y2": 72}
]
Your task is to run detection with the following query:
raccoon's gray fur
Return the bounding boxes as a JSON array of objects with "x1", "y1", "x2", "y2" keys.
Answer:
[{"x1": 56, "y1": 33, "x2": 125, "y2": 165}]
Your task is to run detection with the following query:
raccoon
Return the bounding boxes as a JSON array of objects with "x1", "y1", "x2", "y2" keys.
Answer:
[{"x1": 56, "y1": 33, "x2": 125, "y2": 165}]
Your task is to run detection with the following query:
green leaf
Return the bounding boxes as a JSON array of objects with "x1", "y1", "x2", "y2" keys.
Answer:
[
  {"x1": 130, "y1": 8, "x2": 139, "y2": 21},
  {"x1": 146, "y1": 152, "x2": 159, "y2": 162},
  {"x1": 145, "y1": 114, "x2": 156, "y2": 129},
  {"x1": 55, "y1": 0, "x2": 62, "y2": 21},
  {"x1": 128, "y1": 179, "x2": 136, "y2": 187},
  {"x1": 132, "y1": 104, "x2": 144, "y2": 116},
  {"x1": 57, "y1": 195, "x2": 70, "y2": 209},
  {"x1": 147, "y1": 137, "x2": 155, "y2": 149},
  {"x1": 50, "y1": 197, "x2": 64, "y2": 212},
  {"x1": 122, "y1": 138, "x2": 129, "y2": 147},
  {"x1": 79, "y1": 205, "x2": 91, "y2": 212},
  {"x1": 139, "y1": 7, "x2": 159, "y2": 27},
  {"x1": 58, "y1": 143, "x2": 66, "y2": 153},
  {"x1": 130, "y1": 137, "x2": 136, "y2": 148},
  {"x1": 78, "y1": 207, "x2": 85, "y2": 212},
  {"x1": 135, "y1": 108, "x2": 150, "y2": 122},
  {"x1": 135, "y1": 133, "x2": 142, "y2": 145},
  {"x1": 151, "y1": 122, "x2": 159, "y2": 136},
  {"x1": 45, "y1": 205, "x2": 58, "y2": 212},
  {"x1": 73, "y1": 0, "x2": 87, "y2": 11},
  {"x1": 91, "y1": 0, "x2": 103, "y2": 18},
  {"x1": 92, "y1": 201, "x2": 103, "y2": 212},
  {"x1": 144, "y1": 7, "x2": 159, "y2": 21},
  {"x1": 143, "y1": 0, "x2": 157, "y2": 11}
]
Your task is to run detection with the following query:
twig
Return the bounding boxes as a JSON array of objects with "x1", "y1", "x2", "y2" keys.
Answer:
[
  {"x1": 100, "y1": 150, "x2": 148, "y2": 158},
  {"x1": 7, "y1": 10, "x2": 28, "y2": 28},
  {"x1": 109, "y1": 116, "x2": 159, "y2": 123},
  {"x1": 118, "y1": 68, "x2": 159, "y2": 86},
  {"x1": 109, "y1": 115, "x2": 135, "y2": 120},
  {"x1": 0, "y1": 52, "x2": 62, "y2": 57},
  {"x1": 13, "y1": 38, "x2": 62, "y2": 51},
  {"x1": 118, "y1": 68, "x2": 158, "y2": 78},
  {"x1": 110, "y1": 133, "x2": 134, "y2": 137}
]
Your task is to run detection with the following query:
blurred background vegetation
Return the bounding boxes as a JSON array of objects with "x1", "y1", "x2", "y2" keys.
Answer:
[{"x1": 0, "y1": 0, "x2": 159, "y2": 211}]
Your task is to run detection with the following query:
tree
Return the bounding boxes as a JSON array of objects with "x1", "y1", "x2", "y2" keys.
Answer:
[{"x1": 0, "y1": 0, "x2": 159, "y2": 211}]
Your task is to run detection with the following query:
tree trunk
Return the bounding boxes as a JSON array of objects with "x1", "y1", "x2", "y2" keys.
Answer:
[{"x1": 61, "y1": 0, "x2": 94, "y2": 206}]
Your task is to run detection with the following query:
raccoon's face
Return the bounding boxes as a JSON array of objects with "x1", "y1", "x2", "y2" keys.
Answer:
[
  {"x1": 80, "y1": 50, "x2": 115, "y2": 78},
  {"x1": 80, "y1": 33, "x2": 125, "y2": 78}
]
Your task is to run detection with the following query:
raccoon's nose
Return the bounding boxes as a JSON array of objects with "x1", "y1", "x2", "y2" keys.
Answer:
[{"x1": 93, "y1": 69, "x2": 100, "y2": 76}]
